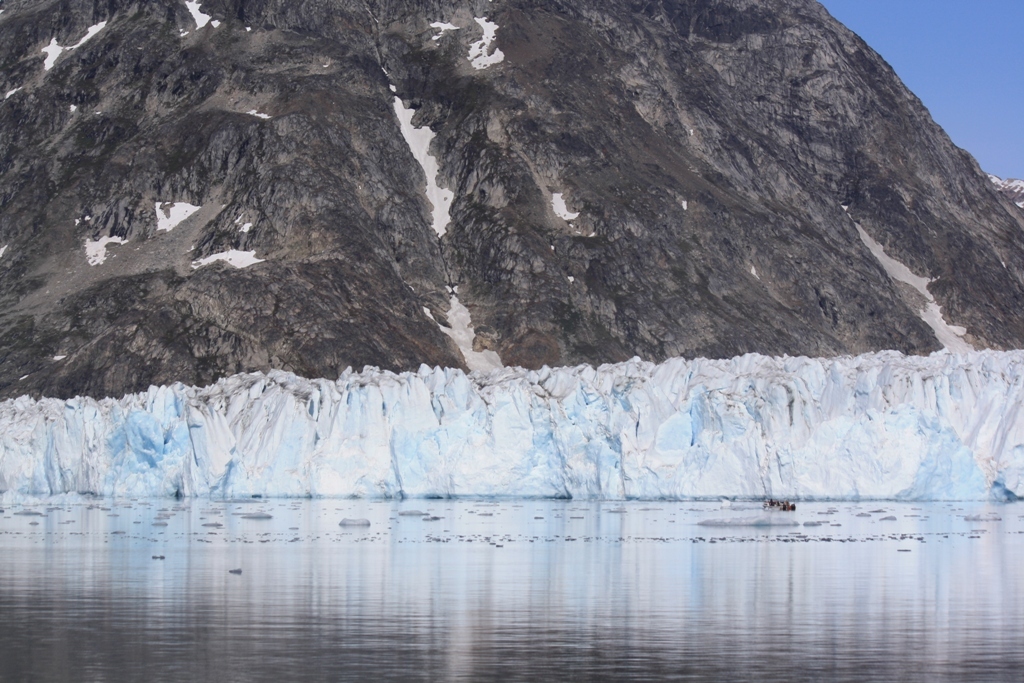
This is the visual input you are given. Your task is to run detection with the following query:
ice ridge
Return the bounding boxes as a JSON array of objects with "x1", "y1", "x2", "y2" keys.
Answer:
[{"x1": 3, "y1": 350, "x2": 1024, "y2": 501}]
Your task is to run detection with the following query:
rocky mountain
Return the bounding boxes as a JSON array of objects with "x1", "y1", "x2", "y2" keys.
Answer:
[
  {"x1": 1, "y1": 0, "x2": 1023, "y2": 400},
  {"x1": 990, "y1": 174, "x2": 1024, "y2": 209}
]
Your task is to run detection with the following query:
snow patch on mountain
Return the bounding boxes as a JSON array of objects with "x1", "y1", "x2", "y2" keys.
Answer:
[
  {"x1": 551, "y1": 193, "x2": 580, "y2": 220},
  {"x1": 191, "y1": 250, "x2": 264, "y2": 270},
  {"x1": 438, "y1": 295, "x2": 503, "y2": 372},
  {"x1": 156, "y1": 202, "x2": 201, "y2": 232},
  {"x1": 84, "y1": 236, "x2": 127, "y2": 266},
  {"x1": 989, "y1": 174, "x2": 1024, "y2": 208},
  {"x1": 430, "y1": 22, "x2": 459, "y2": 41},
  {"x1": 184, "y1": 2, "x2": 211, "y2": 29},
  {"x1": 41, "y1": 22, "x2": 107, "y2": 71},
  {"x1": 468, "y1": 18, "x2": 504, "y2": 70},
  {"x1": 856, "y1": 225, "x2": 972, "y2": 353},
  {"x1": 393, "y1": 96, "x2": 454, "y2": 238}
]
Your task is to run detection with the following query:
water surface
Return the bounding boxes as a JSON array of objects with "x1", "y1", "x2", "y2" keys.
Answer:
[{"x1": 1, "y1": 499, "x2": 1022, "y2": 682}]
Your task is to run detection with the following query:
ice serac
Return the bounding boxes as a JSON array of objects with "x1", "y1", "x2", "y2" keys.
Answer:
[{"x1": 4, "y1": 351, "x2": 1024, "y2": 501}]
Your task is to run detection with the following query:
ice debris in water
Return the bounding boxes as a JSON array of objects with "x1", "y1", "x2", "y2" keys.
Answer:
[
  {"x1": 339, "y1": 518, "x2": 371, "y2": 527},
  {"x1": 4, "y1": 350, "x2": 1024, "y2": 501},
  {"x1": 698, "y1": 515, "x2": 800, "y2": 527},
  {"x1": 468, "y1": 18, "x2": 504, "y2": 70}
]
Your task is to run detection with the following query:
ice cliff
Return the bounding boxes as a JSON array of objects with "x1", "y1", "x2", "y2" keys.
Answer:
[{"x1": 2, "y1": 350, "x2": 1024, "y2": 501}]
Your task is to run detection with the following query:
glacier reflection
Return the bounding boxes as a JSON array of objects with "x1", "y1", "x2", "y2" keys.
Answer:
[{"x1": 1, "y1": 499, "x2": 1022, "y2": 682}]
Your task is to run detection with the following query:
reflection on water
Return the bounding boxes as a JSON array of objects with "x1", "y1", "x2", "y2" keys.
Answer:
[{"x1": 0, "y1": 499, "x2": 1022, "y2": 682}]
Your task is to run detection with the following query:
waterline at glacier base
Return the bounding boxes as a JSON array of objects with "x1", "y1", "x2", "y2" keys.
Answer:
[{"x1": 3, "y1": 350, "x2": 1024, "y2": 502}]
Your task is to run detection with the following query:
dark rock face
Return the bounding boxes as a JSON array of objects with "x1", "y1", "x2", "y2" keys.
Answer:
[{"x1": 1, "y1": 0, "x2": 1023, "y2": 399}]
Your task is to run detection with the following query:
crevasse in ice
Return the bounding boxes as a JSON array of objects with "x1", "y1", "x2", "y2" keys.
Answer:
[{"x1": 3, "y1": 350, "x2": 1024, "y2": 501}]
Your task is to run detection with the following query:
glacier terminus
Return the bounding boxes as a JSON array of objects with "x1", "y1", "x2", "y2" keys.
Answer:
[{"x1": 2, "y1": 350, "x2": 1023, "y2": 502}]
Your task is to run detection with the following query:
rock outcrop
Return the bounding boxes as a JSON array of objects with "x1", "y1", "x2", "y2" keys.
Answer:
[{"x1": 1, "y1": 0, "x2": 1023, "y2": 399}]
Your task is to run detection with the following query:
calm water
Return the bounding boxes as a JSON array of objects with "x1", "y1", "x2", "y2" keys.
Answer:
[{"x1": 1, "y1": 499, "x2": 1022, "y2": 682}]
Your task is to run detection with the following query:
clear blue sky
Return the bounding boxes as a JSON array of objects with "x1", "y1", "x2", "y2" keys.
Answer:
[{"x1": 817, "y1": 0, "x2": 1024, "y2": 179}]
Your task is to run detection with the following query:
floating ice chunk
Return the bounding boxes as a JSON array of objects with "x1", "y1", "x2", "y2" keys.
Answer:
[
  {"x1": 4, "y1": 87, "x2": 21, "y2": 100},
  {"x1": 393, "y1": 97, "x2": 454, "y2": 237},
  {"x1": 191, "y1": 249, "x2": 265, "y2": 269},
  {"x1": 551, "y1": 192, "x2": 579, "y2": 220},
  {"x1": 156, "y1": 202, "x2": 201, "y2": 232},
  {"x1": 438, "y1": 294, "x2": 503, "y2": 372},
  {"x1": 247, "y1": 109, "x2": 271, "y2": 120},
  {"x1": 185, "y1": 2, "x2": 211, "y2": 29},
  {"x1": 339, "y1": 518, "x2": 371, "y2": 526},
  {"x1": 430, "y1": 21, "x2": 459, "y2": 41},
  {"x1": 84, "y1": 236, "x2": 127, "y2": 265},
  {"x1": 698, "y1": 515, "x2": 800, "y2": 527},
  {"x1": 398, "y1": 510, "x2": 427, "y2": 516},
  {"x1": 963, "y1": 514, "x2": 1001, "y2": 522},
  {"x1": 856, "y1": 224, "x2": 972, "y2": 353},
  {"x1": 241, "y1": 512, "x2": 272, "y2": 519},
  {"x1": 468, "y1": 17, "x2": 504, "y2": 70}
]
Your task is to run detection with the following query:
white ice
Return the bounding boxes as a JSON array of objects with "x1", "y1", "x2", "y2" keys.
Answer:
[
  {"x1": 156, "y1": 202, "x2": 201, "y2": 232},
  {"x1": 247, "y1": 109, "x2": 271, "y2": 120},
  {"x1": 69, "y1": 22, "x2": 107, "y2": 49},
  {"x1": 41, "y1": 22, "x2": 107, "y2": 71},
  {"x1": 551, "y1": 193, "x2": 580, "y2": 220},
  {"x1": 856, "y1": 225, "x2": 972, "y2": 353},
  {"x1": 4, "y1": 87, "x2": 20, "y2": 100},
  {"x1": 6, "y1": 350, "x2": 1024, "y2": 502},
  {"x1": 41, "y1": 39, "x2": 64, "y2": 71},
  {"x1": 437, "y1": 294, "x2": 503, "y2": 373},
  {"x1": 430, "y1": 21, "x2": 459, "y2": 41},
  {"x1": 0, "y1": 245, "x2": 7, "y2": 258},
  {"x1": 393, "y1": 97, "x2": 454, "y2": 237},
  {"x1": 185, "y1": 2, "x2": 211, "y2": 29},
  {"x1": 84, "y1": 236, "x2": 127, "y2": 266},
  {"x1": 191, "y1": 250, "x2": 264, "y2": 269},
  {"x1": 468, "y1": 18, "x2": 504, "y2": 70}
]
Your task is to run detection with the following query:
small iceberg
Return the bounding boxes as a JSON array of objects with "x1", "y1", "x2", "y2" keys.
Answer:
[
  {"x1": 241, "y1": 512, "x2": 273, "y2": 520},
  {"x1": 339, "y1": 518, "x2": 371, "y2": 527}
]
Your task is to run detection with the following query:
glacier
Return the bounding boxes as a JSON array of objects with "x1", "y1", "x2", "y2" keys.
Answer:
[{"x1": 3, "y1": 350, "x2": 1024, "y2": 501}]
